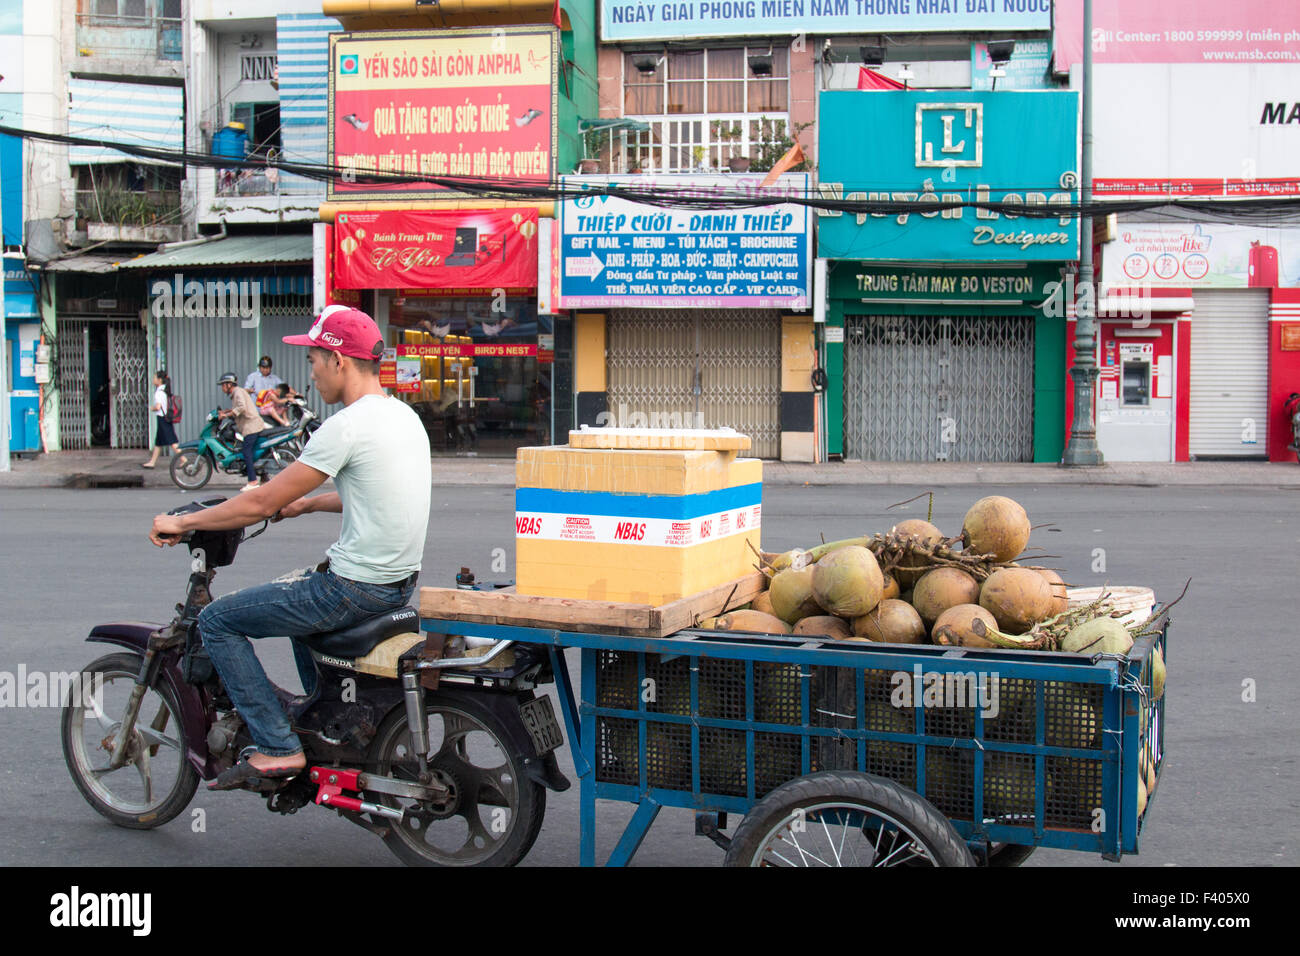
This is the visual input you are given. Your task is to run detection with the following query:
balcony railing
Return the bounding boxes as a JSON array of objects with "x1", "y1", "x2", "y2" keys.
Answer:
[
  {"x1": 604, "y1": 113, "x2": 793, "y2": 174},
  {"x1": 76, "y1": 13, "x2": 182, "y2": 61}
]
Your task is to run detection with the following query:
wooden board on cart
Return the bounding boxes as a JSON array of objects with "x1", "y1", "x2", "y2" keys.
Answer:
[{"x1": 420, "y1": 571, "x2": 766, "y2": 638}]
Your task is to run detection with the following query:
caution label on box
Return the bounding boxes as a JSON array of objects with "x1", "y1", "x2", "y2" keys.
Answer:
[{"x1": 515, "y1": 504, "x2": 761, "y2": 548}]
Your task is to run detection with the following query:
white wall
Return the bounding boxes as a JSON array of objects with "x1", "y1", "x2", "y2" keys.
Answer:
[{"x1": 1093, "y1": 63, "x2": 1299, "y2": 180}]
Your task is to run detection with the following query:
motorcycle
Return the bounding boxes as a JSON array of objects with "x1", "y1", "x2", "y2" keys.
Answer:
[
  {"x1": 59, "y1": 499, "x2": 568, "y2": 867},
  {"x1": 1287, "y1": 392, "x2": 1300, "y2": 463},
  {"x1": 169, "y1": 406, "x2": 312, "y2": 491}
]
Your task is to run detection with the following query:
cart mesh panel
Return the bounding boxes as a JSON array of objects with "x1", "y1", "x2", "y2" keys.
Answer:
[
  {"x1": 699, "y1": 658, "x2": 746, "y2": 721},
  {"x1": 595, "y1": 650, "x2": 638, "y2": 712},
  {"x1": 754, "y1": 731, "x2": 803, "y2": 796},
  {"x1": 983, "y1": 751, "x2": 1037, "y2": 822},
  {"x1": 925, "y1": 747, "x2": 975, "y2": 821},
  {"x1": 699, "y1": 726, "x2": 749, "y2": 796},
  {"x1": 985, "y1": 677, "x2": 1037, "y2": 744},
  {"x1": 1045, "y1": 757, "x2": 1104, "y2": 829},
  {"x1": 596, "y1": 716, "x2": 639, "y2": 786},
  {"x1": 644, "y1": 655, "x2": 691, "y2": 715},
  {"x1": 645, "y1": 721, "x2": 692, "y2": 790},
  {"x1": 754, "y1": 662, "x2": 803, "y2": 725},
  {"x1": 1044, "y1": 681, "x2": 1103, "y2": 750}
]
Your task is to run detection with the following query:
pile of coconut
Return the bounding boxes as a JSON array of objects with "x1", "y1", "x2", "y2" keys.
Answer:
[{"x1": 704, "y1": 494, "x2": 1166, "y2": 698}]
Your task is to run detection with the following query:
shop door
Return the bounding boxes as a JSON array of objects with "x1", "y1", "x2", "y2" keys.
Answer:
[
  {"x1": 1096, "y1": 322, "x2": 1174, "y2": 462},
  {"x1": 606, "y1": 310, "x2": 781, "y2": 459},
  {"x1": 57, "y1": 319, "x2": 91, "y2": 450},
  {"x1": 842, "y1": 314, "x2": 1034, "y2": 462},
  {"x1": 1188, "y1": 289, "x2": 1270, "y2": 458},
  {"x1": 107, "y1": 321, "x2": 149, "y2": 449}
]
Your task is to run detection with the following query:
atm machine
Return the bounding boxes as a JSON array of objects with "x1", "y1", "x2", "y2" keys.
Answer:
[{"x1": 1096, "y1": 323, "x2": 1175, "y2": 461}]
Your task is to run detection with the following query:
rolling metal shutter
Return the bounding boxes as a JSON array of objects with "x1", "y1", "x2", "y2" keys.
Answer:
[
  {"x1": 843, "y1": 314, "x2": 1035, "y2": 462},
  {"x1": 67, "y1": 78, "x2": 184, "y2": 165},
  {"x1": 606, "y1": 310, "x2": 781, "y2": 459},
  {"x1": 1188, "y1": 289, "x2": 1270, "y2": 458}
]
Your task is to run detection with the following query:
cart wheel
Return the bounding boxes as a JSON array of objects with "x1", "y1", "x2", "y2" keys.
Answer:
[
  {"x1": 724, "y1": 771, "x2": 974, "y2": 867},
  {"x1": 986, "y1": 843, "x2": 1036, "y2": 867}
]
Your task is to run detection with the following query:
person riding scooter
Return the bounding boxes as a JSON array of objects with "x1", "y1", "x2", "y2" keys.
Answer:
[{"x1": 217, "y1": 372, "x2": 267, "y2": 491}]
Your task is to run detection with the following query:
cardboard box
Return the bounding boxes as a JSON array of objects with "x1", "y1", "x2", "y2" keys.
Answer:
[{"x1": 515, "y1": 438, "x2": 762, "y2": 605}]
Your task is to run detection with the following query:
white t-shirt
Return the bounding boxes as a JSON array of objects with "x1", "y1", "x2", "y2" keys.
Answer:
[
  {"x1": 297, "y1": 393, "x2": 431, "y2": 584},
  {"x1": 154, "y1": 385, "x2": 168, "y2": 419}
]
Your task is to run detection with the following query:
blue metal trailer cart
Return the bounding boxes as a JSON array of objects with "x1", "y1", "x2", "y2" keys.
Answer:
[{"x1": 418, "y1": 609, "x2": 1166, "y2": 867}]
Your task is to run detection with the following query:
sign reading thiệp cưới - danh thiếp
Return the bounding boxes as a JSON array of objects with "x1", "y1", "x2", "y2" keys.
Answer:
[{"x1": 557, "y1": 174, "x2": 812, "y2": 309}]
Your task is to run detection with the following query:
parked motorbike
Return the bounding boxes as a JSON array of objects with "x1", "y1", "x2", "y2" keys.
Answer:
[
  {"x1": 1286, "y1": 392, "x2": 1300, "y2": 463},
  {"x1": 59, "y1": 499, "x2": 568, "y2": 866},
  {"x1": 169, "y1": 407, "x2": 312, "y2": 490}
]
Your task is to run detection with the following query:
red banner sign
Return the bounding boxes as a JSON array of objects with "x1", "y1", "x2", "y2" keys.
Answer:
[
  {"x1": 396, "y1": 344, "x2": 538, "y2": 358},
  {"x1": 334, "y1": 209, "x2": 539, "y2": 290},
  {"x1": 328, "y1": 27, "x2": 557, "y2": 200},
  {"x1": 1095, "y1": 177, "x2": 1300, "y2": 197}
]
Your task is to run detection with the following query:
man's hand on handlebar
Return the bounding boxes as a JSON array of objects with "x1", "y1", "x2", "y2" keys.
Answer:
[
  {"x1": 150, "y1": 514, "x2": 187, "y2": 547},
  {"x1": 272, "y1": 496, "x2": 314, "y2": 521}
]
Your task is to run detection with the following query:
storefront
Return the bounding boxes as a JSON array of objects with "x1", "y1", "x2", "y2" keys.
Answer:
[
  {"x1": 1097, "y1": 219, "x2": 1300, "y2": 461},
  {"x1": 817, "y1": 89, "x2": 1080, "y2": 462},
  {"x1": 556, "y1": 173, "x2": 813, "y2": 460}
]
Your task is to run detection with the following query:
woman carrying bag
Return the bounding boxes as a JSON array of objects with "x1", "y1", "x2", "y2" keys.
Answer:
[{"x1": 142, "y1": 370, "x2": 181, "y2": 468}]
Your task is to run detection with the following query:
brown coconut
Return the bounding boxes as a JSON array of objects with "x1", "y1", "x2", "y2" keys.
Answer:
[
  {"x1": 852, "y1": 599, "x2": 926, "y2": 644},
  {"x1": 889, "y1": 518, "x2": 944, "y2": 588},
  {"x1": 979, "y1": 567, "x2": 1056, "y2": 635},
  {"x1": 750, "y1": 590, "x2": 776, "y2": 617},
  {"x1": 961, "y1": 496, "x2": 1031, "y2": 563},
  {"x1": 880, "y1": 574, "x2": 900, "y2": 602},
  {"x1": 1032, "y1": 568, "x2": 1070, "y2": 617},
  {"x1": 793, "y1": 615, "x2": 853, "y2": 640},
  {"x1": 715, "y1": 609, "x2": 792, "y2": 635},
  {"x1": 931, "y1": 604, "x2": 1000, "y2": 649},
  {"x1": 911, "y1": 567, "x2": 980, "y2": 628},
  {"x1": 811, "y1": 546, "x2": 884, "y2": 619},
  {"x1": 768, "y1": 567, "x2": 821, "y2": 625}
]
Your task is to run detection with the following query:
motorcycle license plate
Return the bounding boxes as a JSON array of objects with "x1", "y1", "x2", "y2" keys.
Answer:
[{"x1": 519, "y1": 697, "x2": 563, "y2": 755}]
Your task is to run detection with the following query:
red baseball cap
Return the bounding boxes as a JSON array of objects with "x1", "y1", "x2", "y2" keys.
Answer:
[{"x1": 283, "y1": 306, "x2": 385, "y2": 361}]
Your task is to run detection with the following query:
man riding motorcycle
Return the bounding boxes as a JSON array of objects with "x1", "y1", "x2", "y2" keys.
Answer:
[
  {"x1": 150, "y1": 307, "x2": 432, "y2": 789},
  {"x1": 217, "y1": 372, "x2": 268, "y2": 491}
]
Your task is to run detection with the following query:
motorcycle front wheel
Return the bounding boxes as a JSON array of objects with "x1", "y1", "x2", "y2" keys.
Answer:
[
  {"x1": 61, "y1": 652, "x2": 200, "y2": 829},
  {"x1": 170, "y1": 450, "x2": 213, "y2": 490},
  {"x1": 367, "y1": 689, "x2": 546, "y2": 867}
]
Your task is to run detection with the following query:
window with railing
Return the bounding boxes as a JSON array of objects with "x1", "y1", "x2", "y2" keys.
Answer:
[
  {"x1": 76, "y1": 0, "x2": 182, "y2": 60},
  {"x1": 616, "y1": 47, "x2": 790, "y2": 173}
]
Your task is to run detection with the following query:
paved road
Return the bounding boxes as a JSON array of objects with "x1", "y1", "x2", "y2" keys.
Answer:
[{"x1": 1, "y1": 484, "x2": 1295, "y2": 867}]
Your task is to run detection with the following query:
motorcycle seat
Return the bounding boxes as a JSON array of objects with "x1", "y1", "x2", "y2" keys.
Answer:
[{"x1": 299, "y1": 606, "x2": 421, "y2": 659}]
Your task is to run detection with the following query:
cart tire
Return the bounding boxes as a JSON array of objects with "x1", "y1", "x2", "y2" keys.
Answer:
[
  {"x1": 986, "y1": 843, "x2": 1037, "y2": 867},
  {"x1": 724, "y1": 771, "x2": 975, "y2": 867}
]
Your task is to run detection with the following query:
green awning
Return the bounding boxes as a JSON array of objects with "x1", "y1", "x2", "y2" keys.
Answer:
[{"x1": 118, "y1": 234, "x2": 313, "y2": 270}]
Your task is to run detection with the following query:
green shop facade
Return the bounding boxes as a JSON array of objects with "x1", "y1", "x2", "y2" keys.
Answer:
[{"x1": 817, "y1": 89, "x2": 1080, "y2": 463}]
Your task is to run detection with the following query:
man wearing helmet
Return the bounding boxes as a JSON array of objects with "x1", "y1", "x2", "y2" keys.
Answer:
[
  {"x1": 218, "y1": 371, "x2": 268, "y2": 490},
  {"x1": 149, "y1": 307, "x2": 432, "y2": 790}
]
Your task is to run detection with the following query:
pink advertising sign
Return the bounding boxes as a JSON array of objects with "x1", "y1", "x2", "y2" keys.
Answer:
[{"x1": 1054, "y1": 0, "x2": 1300, "y2": 69}]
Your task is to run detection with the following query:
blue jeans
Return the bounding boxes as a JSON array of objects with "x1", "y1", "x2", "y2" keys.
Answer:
[
  {"x1": 241, "y1": 435, "x2": 259, "y2": 481},
  {"x1": 197, "y1": 567, "x2": 416, "y2": 756}
]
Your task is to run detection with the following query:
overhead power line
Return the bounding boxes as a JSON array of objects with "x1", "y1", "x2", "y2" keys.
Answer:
[{"x1": 2, "y1": 122, "x2": 1298, "y2": 223}]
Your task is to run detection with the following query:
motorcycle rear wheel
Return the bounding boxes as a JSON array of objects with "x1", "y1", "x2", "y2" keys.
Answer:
[
  {"x1": 61, "y1": 652, "x2": 200, "y2": 829},
  {"x1": 170, "y1": 450, "x2": 213, "y2": 490},
  {"x1": 368, "y1": 689, "x2": 546, "y2": 867}
]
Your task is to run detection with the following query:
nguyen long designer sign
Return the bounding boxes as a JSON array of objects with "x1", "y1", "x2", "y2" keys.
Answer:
[{"x1": 328, "y1": 27, "x2": 557, "y2": 199}]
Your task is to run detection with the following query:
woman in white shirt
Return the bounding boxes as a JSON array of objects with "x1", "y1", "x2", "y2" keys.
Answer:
[{"x1": 142, "y1": 370, "x2": 180, "y2": 468}]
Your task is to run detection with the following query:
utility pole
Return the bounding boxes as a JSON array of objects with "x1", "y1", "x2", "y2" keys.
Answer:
[
  {"x1": 1, "y1": 119, "x2": 9, "y2": 472},
  {"x1": 1062, "y1": 0, "x2": 1104, "y2": 466}
]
